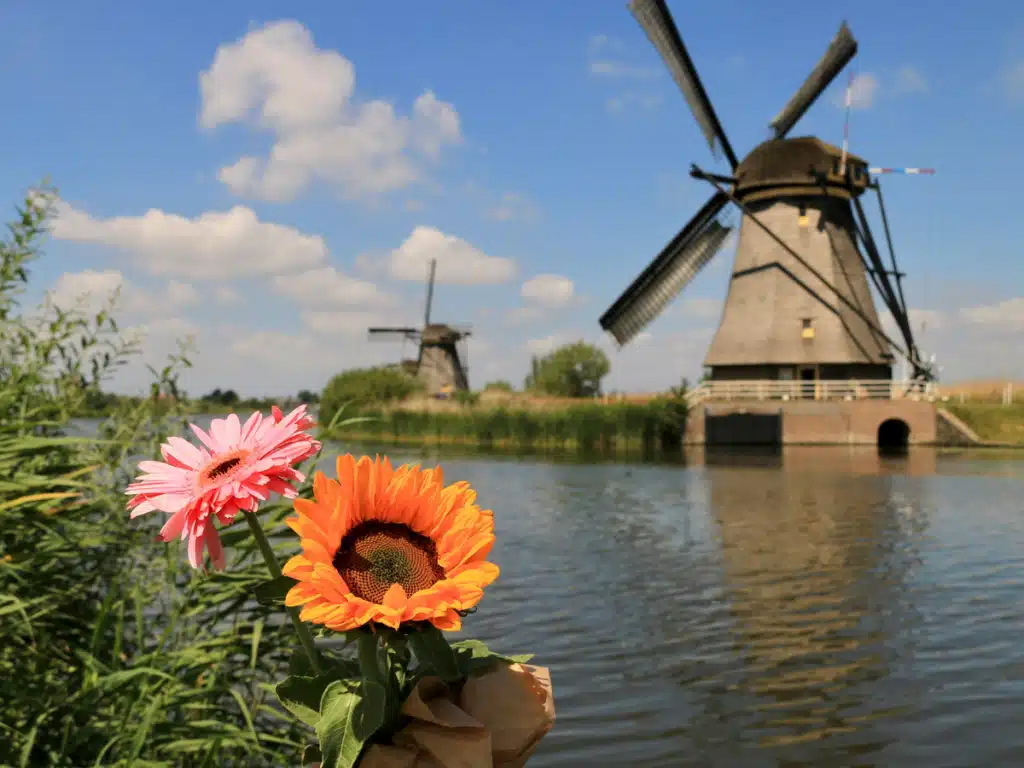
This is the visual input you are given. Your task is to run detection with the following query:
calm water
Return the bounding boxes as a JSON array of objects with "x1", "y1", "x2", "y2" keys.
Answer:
[
  {"x1": 75, "y1": 418, "x2": 1024, "y2": 766},
  {"x1": 333, "y1": 443, "x2": 1024, "y2": 768}
]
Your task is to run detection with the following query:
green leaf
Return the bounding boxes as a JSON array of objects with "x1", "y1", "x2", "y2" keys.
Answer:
[
  {"x1": 451, "y1": 639, "x2": 534, "y2": 678},
  {"x1": 302, "y1": 744, "x2": 323, "y2": 765},
  {"x1": 252, "y1": 575, "x2": 296, "y2": 606},
  {"x1": 408, "y1": 625, "x2": 461, "y2": 683},
  {"x1": 316, "y1": 679, "x2": 387, "y2": 768},
  {"x1": 287, "y1": 645, "x2": 360, "y2": 681},
  {"x1": 275, "y1": 674, "x2": 339, "y2": 728}
]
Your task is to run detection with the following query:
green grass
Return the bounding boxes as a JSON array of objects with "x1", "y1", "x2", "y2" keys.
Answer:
[
  {"x1": 328, "y1": 399, "x2": 689, "y2": 457},
  {"x1": 945, "y1": 403, "x2": 1024, "y2": 445}
]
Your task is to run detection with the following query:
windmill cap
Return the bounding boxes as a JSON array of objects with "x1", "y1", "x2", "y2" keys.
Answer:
[
  {"x1": 734, "y1": 137, "x2": 870, "y2": 203},
  {"x1": 421, "y1": 323, "x2": 468, "y2": 343}
]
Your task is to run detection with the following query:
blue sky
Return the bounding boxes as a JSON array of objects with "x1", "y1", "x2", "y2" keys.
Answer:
[{"x1": 2, "y1": 0, "x2": 1023, "y2": 396}]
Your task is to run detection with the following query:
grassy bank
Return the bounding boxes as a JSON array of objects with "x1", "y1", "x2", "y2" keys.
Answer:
[
  {"x1": 945, "y1": 403, "x2": 1024, "y2": 445},
  {"x1": 329, "y1": 397, "x2": 689, "y2": 456}
]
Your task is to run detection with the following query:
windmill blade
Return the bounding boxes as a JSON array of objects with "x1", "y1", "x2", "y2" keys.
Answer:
[
  {"x1": 628, "y1": 0, "x2": 739, "y2": 169},
  {"x1": 770, "y1": 21, "x2": 858, "y2": 139},
  {"x1": 600, "y1": 192, "x2": 732, "y2": 345},
  {"x1": 423, "y1": 258, "x2": 437, "y2": 327},
  {"x1": 368, "y1": 327, "x2": 420, "y2": 339}
]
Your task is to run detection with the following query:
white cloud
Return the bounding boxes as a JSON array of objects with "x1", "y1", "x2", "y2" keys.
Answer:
[
  {"x1": 48, "y1": 269, "x2": 199, "y2": 317},
  {"x1": 1002, "y1": 60, "x2": 1024, "y2": 102},
  {"x1": 894, "y1": 66, "x2": 929, "y2": 95},
  {"x1": 605, "y1": 93, "x2": 662, "y2": 113},
  {"x1": 485, "y1": 192, "x2": 539, "y2": 222},
  {"x1": 200, "y1": 20, "x2": 462, "y2": 202},
  {"x1": 386, "y1": 226, "x2": 516, "y2": 285},
  {"x1": 836, "y1": 72, "x2": 879, "y2": 110},
  {"x1": 214, "y1": 286, "x2": 241, "y2": 305},
  {"x1": 526, "y1": 334, "x2": 570, "y2": 356},
  {"x1": 587, "y1": 34, "x2": 655, "y2": 79},
  {"x1": 300, "y1": 308, "x2": 414, "y2": 336},
  {"x1": 52, "y1": 201, "x2": 326, "y2": 279},
  {"x1": 678, "y1": 297, "x2": 722, "y2": 320},
  {"x1": 504, "y1": 306, "x2": 545, "y2": 326},
  {"x1": 272, "y1": 266, "x2": 392, "y2": 307},
  {"x1": 520, "y1": 274, "x2": 575, "y2": 308},
  {"x1": 960, "y1": 298, "x2": 1024, "y2": 331}
]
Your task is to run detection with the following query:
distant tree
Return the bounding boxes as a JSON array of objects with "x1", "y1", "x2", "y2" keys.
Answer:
[
  {"x1": 482, "y1": 380, "x2": 514, "y2": 393},
  {"x1": 524, "y1": 341, "x2": 610, "y2": 398},
  {"x1": 201, "y1": 388, "x2": 239, "y2": 405},
  {"x1": 319, "y1": 366, "x2": 425, "y2": 426},
  {"x1": 296, "y1": 389, "x2": 320, "y2": 405}
]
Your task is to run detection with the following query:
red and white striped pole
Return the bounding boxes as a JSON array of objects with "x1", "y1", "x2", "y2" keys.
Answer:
[
  {"x1": 869, "y1": 168, "x2": 936, "y2": 176},
  {"x1": 839, "y1": 69, "x2": 854, "y2": 177}
]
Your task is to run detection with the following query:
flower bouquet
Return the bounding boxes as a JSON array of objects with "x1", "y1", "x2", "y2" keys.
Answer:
[{"x1": 126, "y1": 406, "x2": 555, "y2": 767}]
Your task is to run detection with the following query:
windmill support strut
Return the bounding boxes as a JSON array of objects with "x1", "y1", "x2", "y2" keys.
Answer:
[
  {"x1": 849, "y1": 194, "x2": 924, "y2": 370},
  {"x1": 872, "y1": 183, "x2": 915, "y2": 343},
  {"x1": 690, "y1": 165, "x2": 914, "y2": 367}
]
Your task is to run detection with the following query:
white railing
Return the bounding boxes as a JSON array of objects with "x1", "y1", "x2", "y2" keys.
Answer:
[{"x1": 687, "y1": 379, "x2": 939, "y2": 404}]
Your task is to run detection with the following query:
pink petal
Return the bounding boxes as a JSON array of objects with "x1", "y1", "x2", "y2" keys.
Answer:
[
  {"x1": 162, "y1": 436, "x2": 203, "y2": 469},
  {"x1": 205, "y1": 527, "x2": 226, "y2": 570},
  {"x1": 187, "y1": 534, "x2": 203, "y2": 570},
  {"x1": 189, "y1": 422, "x2": 218, "y2": 453},
  {"x1": 241, "y1": 411, "x2": 263, "y2": 443},
  {"x1": 159, "y1": 509, "x2": 187, "y2": 541}
]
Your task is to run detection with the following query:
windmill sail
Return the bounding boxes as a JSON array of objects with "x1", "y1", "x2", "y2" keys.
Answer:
[
  {"x1": 770, "y1": 22, "x2": 857, "y2": 139},
  {"x1": 628, "y1": 0, "x2": 738, "y2": 168},
  {"x1": 601, "y1": 192, "x2": 732, "y2": 345}
]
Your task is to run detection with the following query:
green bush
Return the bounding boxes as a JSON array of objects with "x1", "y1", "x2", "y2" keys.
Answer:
[
  {"x1": 319, "y1": 366, "x2": 424, "y2": 426},
  {"x1": 482, "y1": 380, "x2": 514, "y2": 393},
  {"x1": 0, "y1": 187, "x2": 314, "y2": 766}
]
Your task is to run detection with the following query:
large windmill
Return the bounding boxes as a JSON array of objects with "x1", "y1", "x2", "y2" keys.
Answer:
[
  {"x1": 599, "y1": 0, "x2": 934, "y2": 391},
  {"x1": 368, "y1": 259, "x2": 471, "y2": 395}
]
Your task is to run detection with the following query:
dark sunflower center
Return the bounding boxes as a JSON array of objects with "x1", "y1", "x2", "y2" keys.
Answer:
[
  {"x1": 206, "y1": 457, "x2": 241, "y2": 479},
  {"x1": 333, "y1": 522, "x2": 445, "y2": 604}
]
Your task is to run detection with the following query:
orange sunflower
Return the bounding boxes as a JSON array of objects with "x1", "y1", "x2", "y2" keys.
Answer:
[{"x1": 283, "y1": 455, "x2": 499, "y2": 632}]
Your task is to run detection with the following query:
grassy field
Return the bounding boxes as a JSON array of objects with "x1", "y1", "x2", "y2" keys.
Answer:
[
  {"x1": 937, "y1": 379, "x2": 1024, "y2": 405},
  {"x1": 943, "y1": 403, "x2": 1024, "y2": 445},
  {"x1": 932, "y1": 380, "x2": 1024, "y2": 445},
  {"x1": 329, "y1": 391, "x2": 689, "y2": 456}
]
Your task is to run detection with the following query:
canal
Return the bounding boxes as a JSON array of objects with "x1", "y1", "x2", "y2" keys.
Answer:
[{"x1": 327, "y1": 443, "x2": 1024, "y2": 767}]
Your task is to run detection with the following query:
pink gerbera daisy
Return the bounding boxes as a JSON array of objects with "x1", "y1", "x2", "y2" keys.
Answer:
[{"x1": 126, "y1": 405, "x2": 322, "y2": 570}]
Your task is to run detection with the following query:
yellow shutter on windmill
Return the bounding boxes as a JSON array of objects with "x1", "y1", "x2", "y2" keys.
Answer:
[
  {"x1": 801, "y1": 318, "x2": 815, "y2": 339},
  {"x1": 798, "y1": 204, "x2": 809, "y2": 228}
]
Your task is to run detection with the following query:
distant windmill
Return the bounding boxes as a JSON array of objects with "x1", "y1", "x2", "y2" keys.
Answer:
[
  {"x1": 599, "y1": 0, "x2": 937, "y2": 387},
  {"x1": 368, "y1": 259, "x2": 472, "y2": 395}
]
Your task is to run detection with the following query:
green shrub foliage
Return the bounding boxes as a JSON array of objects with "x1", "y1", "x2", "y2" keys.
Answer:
[{"x1": 0, "y1": 187, "x2": 315, "y2": 766}]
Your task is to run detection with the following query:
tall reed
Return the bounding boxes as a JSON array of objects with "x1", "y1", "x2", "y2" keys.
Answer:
[
  {"x1": 332, "y1": 399, "x2": 689, "y2": 456},
  {"x1": 0, "y1": 188, "x2": 315, "y2": 766}
]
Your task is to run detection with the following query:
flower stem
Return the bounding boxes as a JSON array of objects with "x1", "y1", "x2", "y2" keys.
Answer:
[
  {"x1": 243, "y1": 511, "x2": 322, "y2": 675},
  {"x1": 356, "y1": 633, "x2": 383, "y2": 682}
]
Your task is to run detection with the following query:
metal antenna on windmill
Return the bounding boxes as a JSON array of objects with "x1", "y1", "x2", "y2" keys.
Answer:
[{"x1": 424, "y1": 258, "x2": 437, "y2": 328}]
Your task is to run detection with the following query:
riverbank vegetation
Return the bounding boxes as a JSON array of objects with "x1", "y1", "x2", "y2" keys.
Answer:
[
  {"x1": 1, "y1": 189, "x2": 316, "y2": 765},
  {"x1": 944, "y1": 403, "x2": 1024, "y2": 445},
  {"x1": 319, "y1": 360, "x2": 691, "y2": 456}
]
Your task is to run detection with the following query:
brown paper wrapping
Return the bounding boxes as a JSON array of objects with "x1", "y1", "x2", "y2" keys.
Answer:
[{"x1": 355, "y1": 663, "x2": 555, "y2": 768}]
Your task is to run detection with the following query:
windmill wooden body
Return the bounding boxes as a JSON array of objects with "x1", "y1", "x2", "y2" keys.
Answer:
[
  {"x1": 600, "y1": 0, "x2": 934, "y2": 390},
  {"x1": 368, "y1": 259, "x2": 471, "y2": 396}
]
